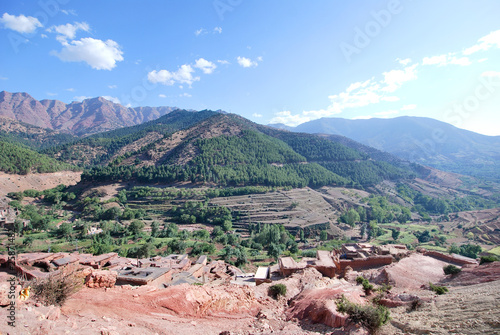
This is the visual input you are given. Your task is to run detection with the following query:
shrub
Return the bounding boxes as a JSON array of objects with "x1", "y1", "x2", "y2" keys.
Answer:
[
  {"x1": 30, "y1": 267, "x2": 83, "y2": 306},
  {"x1": 356, "y1": 276, "x2": 374, "y2": 294},
  {"x1": 429, "y1": 282, "x2": 448, "y2": 295},
  {"x1": 336, "y1": 295, "x2": 390, "y2": 332},
  {"x1": 480, "y1": 255, "x2": 499, "y2": 264},
  {"x1": 443, "y1": 264, "x2": 461, "y2": 275},
  {"x1": 376, "y1": 283, "x2": 392, "y2": 293},
  {"x1": 269, "y1": 284, "x2": 287, "y2": 298}
]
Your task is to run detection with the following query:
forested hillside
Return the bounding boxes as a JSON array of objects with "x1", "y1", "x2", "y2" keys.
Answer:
[
  {"x1": 288, "y1": 116, "x2": 500, "y2": 183},
  {"x1": 75, "y1": 112, "x2": 418, "y2": 188},
  {"x1": 0, "y1": 141, "x2": 78, "y2": 174}
]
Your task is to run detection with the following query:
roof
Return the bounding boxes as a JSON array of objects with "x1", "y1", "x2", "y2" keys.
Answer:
[
  {"x1": 255, "y1": 266, "x2": 269, "y2": 280},
  {"x1": 279, "y1": 257, "x2": 298, "y2": 269}
]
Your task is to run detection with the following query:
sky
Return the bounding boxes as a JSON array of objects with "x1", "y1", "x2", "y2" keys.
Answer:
[{"x1": 0, "y1": 0, "x2": 499, "y2": 136}]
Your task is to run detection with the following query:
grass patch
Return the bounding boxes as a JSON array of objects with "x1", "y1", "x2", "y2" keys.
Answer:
[{"x1": 486, "y1": 246, "x2": 500, "y2": 256}]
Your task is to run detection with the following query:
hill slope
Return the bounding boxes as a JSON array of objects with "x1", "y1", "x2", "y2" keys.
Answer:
[
  {"x1": 0, "y1": 91, "x2": 178, "y2": 136},
  {"x1": 0, "y1": 140, "x2": 78, "y2": 175},
  {"x1": 69, "y1": 111, "x2": 417, "y2": 188},
  {"x1": 290, "y1": 116, "x2": 500, "y2": 182}
]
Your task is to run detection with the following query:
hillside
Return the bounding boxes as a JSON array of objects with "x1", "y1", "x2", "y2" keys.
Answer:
[
  {"x1": 0, "y1": 140, "x2": 78, "y2": 175},
  {"x1": 63, "y1": 112, "x2": 418, "y2": 188},
  {"x1": 286, "y1": 116, "x2": 500, "y2": 183},
  {"x1": 0, "y1": 117, "x2": 76, "y2": 150},
  {"x1": 0, "y1": 91, "x2": 178, "y2": 136}
]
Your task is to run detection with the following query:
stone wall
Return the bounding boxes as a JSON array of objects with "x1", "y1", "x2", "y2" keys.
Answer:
[
  {"x1": 424, "y1": 250, "x2": 478, "y2": 266},
  {"x1": 338, "y1": 256, "x2": 393, "y2": 275}
]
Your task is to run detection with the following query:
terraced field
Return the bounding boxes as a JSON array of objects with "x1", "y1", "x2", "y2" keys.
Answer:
[{"x1": 123, "y1": 186, "x2": 369, "y2": 237}]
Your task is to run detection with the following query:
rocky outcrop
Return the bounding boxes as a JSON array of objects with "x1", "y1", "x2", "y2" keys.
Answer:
[
  {"x1": 440, "y1": 262, "x2": 500, "y2": 286},
  {"x1": 85, "y1": 270, "x2": 117, "y2": 288},
  {"x1": 286, "y1": 286, "x2": 365, "y2": 328}
]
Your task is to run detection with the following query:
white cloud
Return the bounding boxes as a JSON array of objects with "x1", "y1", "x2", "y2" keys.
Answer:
[
  {"x1": 61, "y1": 9, "x2": 77, "y2": 16},
  {"x1": 47, "y1": 22, "x2": 90, "y2": 43},
  {"x1": 252, "y1": 113, "x2": 263, "y2": 118},
  {"x1": 194, "y1": 28, "x2": 205, "y2": 36},
  {"x1": 382, "y1": 64, "x2": 418, "y2": 92},
  {"x1": 422, "y1": 54, "x2": 471, "y2": 67},
  {"x1": 73, "y1": 96, "x2": 91, "y2": 101},
  {"x1": 46, "y1": 92, "x2": 57, "y2": 96},
  {"x1": 148, "y1": 64, "x2": 200, "y2": 86},
  {"x1": 108, "y1": 85, "x2": 117, "y2": 89},
  {"x1": 65, "y1": 88, "x2": 75, "y2": 92},
  {"x1": 180, "y1": 93, "x2": 192, "y2": 98},
  {"x1": 463, "y1": 30, "x2": 500, "y2": 55},
  {"x1": 401, "y1": 104, "x2": 417, "y2": 111},
  {"x1": 158, "y1": 94, "x2": 167, "y2": 98},
  {"x1": 422, "y1": 55, "x2": 447, "y2": 66},
  {"x1": 217, "y1": 60, "x2": 230, "y2": 65},
  {"x1": 352, "y1": 115, "x2": 373, "y2": 120},
  {"x1": 481, "y1": 71, "x2": 500, "y2": 78},
  {"x1": 102, "y1": 96, "x2": 120, "y2": 104},
  {"x1": 194, "y1": 58, "x2": 216, "y2": 74},
  {"x1": 52, "y1": 37, "x2": 124, "y2": 70},
  {"x1": 270, "y1": 64, "x2": 417, "y2": 126},
  {"x1": 196, "y1": 27, "x2": 222, "y2": 36},
  {"x1": 237, "y1": 56, "x2": 259, "y2": 68},
  {"x1": 269, "y1": 111, "x2": 311, "y2": 127},
  {"x1": 0, "y1": 13, "x2": 42, "y2": 34},
  {"x1": 397, "y1": 58, "x2": 412, "y2": 66},
  {"x1": 41, "y1": 33, "x2": 47, "y2": 38},
  {"x1": 0, "y1": 76, "x2": 8, "y2": 80}
]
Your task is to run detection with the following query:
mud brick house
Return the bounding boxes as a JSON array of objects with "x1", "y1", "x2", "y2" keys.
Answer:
[
  {"x1": 279, "y1": 251, "x2": 338, "y2": 278},
  {"x1": 0, "y1": 204, "x2": 19, "y2": 228},
  {"x1": 278, "y1": 243, "x2": 404, "y2": 279},
  {"x1": 117, "y1": 267, "x2": 173, "y2": 286},
  {"x1": 254, "y1": 266, "x2": 271, "y2": 285}
]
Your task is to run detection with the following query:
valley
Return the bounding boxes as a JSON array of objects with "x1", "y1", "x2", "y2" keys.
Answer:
[{"x1": 0, "y1": 93, "x2": 499, "y2": 334}]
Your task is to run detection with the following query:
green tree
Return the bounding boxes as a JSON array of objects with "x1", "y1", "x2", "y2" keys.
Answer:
[
  {"x1": 268, "y1": 243, "x2": 284, "y2": 261},
  {"x1": 57, "y1": 222, "x2": 73, "y2": 240},
  {"x1": 128, "y1": 220, "x2": 145, "y2": 236},
  {"x1": 23, "y1": 235, "x2": 34, "y2": 247},
  {"x1": 391, "y1": 229, "x2": 400, "y2": 241},
  {"x1": 320, "y1": 230, "x2": 328, "y2": 241},
  {"x1": 151, "y1": 221, "x2": 160, "y2": 237}
]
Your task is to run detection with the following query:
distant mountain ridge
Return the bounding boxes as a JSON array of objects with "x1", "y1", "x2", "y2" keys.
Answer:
[
  {"x1": 279, "y1": 116, "x2": 500, "y2": 182},
  {"x1": 0, "y1": 91, "x2": 179, "y2": 136}
]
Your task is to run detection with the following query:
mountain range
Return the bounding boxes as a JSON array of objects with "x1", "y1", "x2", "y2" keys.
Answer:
[
  {"x1": 271, "y1": 117, "x2": 500, "y2": 183},
  {"x1": 0, "y1": 91, "x2": 177, "y2": 136},
  {"x1": 1, "y1": 90, "x2": 498, "y2": 183}
]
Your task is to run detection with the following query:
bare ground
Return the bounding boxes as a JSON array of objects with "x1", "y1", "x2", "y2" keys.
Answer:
[
  {"x1": 1, "y1": 256, "x2": 500, "y2": 335},
  {"x1": 0, "y1": 171, "x2": 81, "y2": 198}
]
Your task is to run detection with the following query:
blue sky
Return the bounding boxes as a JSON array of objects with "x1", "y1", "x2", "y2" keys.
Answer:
[{"x1": 0, "y1": 0, "x2": 499, "y2": 135}]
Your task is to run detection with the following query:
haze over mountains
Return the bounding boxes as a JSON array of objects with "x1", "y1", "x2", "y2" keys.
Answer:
[
  {"x1": 271, "y1": 117, "x2": 500, "y2": 183},
  {"x1": 0, "y1": 91, "x2": 177, "y2": 136}
]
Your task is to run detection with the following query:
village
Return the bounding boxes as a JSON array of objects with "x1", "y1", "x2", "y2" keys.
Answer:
[{"x1": 0, "y1": 240, "x2": 479, "y2": 291}]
